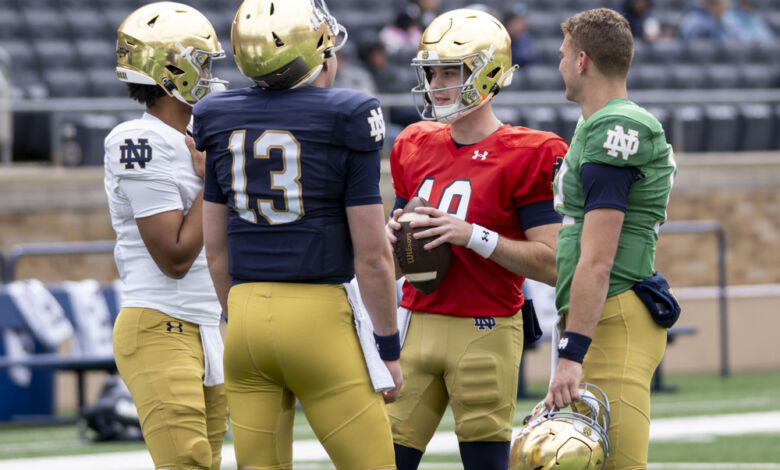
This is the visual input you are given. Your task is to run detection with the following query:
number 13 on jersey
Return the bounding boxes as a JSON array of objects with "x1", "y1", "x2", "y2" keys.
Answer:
[{"x1": 229, "y1": 130, "x2": 304, "y2": 225}]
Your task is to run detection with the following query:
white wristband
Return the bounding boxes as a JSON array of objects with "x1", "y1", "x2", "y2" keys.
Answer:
[{"x1": 466, "y1": 223, "x2": 498, "y2": 258}]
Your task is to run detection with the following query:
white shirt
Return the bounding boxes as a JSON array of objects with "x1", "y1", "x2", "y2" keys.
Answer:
[{"x1": 103, "y1": 112, "x2": 220, "y2": 326}]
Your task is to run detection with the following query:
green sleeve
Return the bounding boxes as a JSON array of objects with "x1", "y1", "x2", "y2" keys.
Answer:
[{"x1": 582, "y1": 115, "x2": 655, "y2": 168}]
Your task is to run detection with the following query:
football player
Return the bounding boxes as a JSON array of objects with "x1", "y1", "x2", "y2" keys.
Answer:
[
  {"x1": 103, "y1": 3, "x2": 229, "y2": 469},
  {"x1": 384, "y1": 9, "x2": 568, "y2": 470},
  {"x1": 547, "y1": 8, "x2": 676, "y2": 470},
  {"x1": 192, "y1": 0, "x2": 402, "y2": 469}
]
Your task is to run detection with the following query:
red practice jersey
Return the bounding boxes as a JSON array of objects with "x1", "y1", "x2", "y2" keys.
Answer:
[{"x1": 391, "y1": 121, "x2": 568, "y2": 318}]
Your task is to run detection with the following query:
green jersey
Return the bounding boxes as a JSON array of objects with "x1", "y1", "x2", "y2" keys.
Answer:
[{"x1": 553, "y1": 98, "x2": 677, "y2": 314}]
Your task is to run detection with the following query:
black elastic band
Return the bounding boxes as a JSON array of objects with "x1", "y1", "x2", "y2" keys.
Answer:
[
  {"x1": 374, "y1": 331, "x2": 401, "y2": 361},
  {"x1": 557, "y1": 331, "x2": 592, "y2": 364}
]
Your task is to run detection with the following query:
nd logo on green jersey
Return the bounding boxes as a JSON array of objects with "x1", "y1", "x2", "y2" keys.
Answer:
[{"x1": 603, "y1": 124, "x2": 639, "y2": 160}]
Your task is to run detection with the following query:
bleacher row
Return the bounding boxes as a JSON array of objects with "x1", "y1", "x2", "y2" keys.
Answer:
[{"x1": 1, "y1": 0, "x2": 780, "y2": 159}]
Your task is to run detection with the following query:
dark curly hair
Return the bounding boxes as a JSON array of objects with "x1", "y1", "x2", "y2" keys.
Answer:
[{"x1": 127, "y1": 83, "x2": 167, "y2": 107}]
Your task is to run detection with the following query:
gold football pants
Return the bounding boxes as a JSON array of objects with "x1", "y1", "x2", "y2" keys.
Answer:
[
  {"x1": 113, "y1": 307, "x2": 228, "y2": 470},
  {"x1": 224, "y1": 282, "x2": 395, "y2": 470},
  {"x1": 569, "y1": 289, "x2": 667, "y2": 470},
  {"x1": 388, "y1": 311, "x2": 524, "y2": 451}
]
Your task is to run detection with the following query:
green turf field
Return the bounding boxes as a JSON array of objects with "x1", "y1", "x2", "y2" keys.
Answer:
[{"x1": 1, "y1": 370, "x2": 779, "y2": 468}]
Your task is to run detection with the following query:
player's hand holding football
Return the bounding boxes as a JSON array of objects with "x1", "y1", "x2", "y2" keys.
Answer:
[
  {"x1": 410, "y1": 206, "x2": 472, "y2": 249},
  {"x1": 185, "y1": 135, "x2": 206, "y2": 179},
  {"x1": 382, "y1": 359, "x2": 403, "y2": 404}
]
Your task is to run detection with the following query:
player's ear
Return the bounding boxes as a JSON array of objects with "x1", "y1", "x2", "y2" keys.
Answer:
[{"x1": 577, "y1": 51, "x2": 588, "y2": 75}]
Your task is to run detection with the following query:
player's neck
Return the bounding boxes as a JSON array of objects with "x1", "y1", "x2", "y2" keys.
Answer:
[
  {"x1": 146, "y1": 96, "x2": 192, "y2": 135},
  {"x1": 579, "y1": 78, "x2": 627, "y2": 120},
  {"x1": 449, "y1": 104, "x2": 502, "y2": 146}
]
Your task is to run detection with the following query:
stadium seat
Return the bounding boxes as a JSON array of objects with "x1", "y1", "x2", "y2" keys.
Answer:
[
  {"x1": 65, "y1": 10, "x2": 111, "y2": 40},
  {"x1": 633, "y1": 63, "x2": 673, "y2": 89},
  {"x1": 557, "y1": 105, "x2": 581, "y2": 142},
  {"x1": 22, "y1": 8, "x2": 70, "y2": 40},
  {"x1": 683, "y1": 39, "x2": 719, "y2": 64},
  {"x1": 524, "y1": 65, "x2": 564, "y2": 90},
  {"x1": 75, "y1": 40, "x2": 116, "y2": 69},
  {"x1": 704, "y1": 104, "x2": 740, "y2": 152},
  {"x1": 671, "y1": 64, "x2": 708, "y2": 89},
  {"x1": 672, "y1": 105, "x2": 706, "y2": 152},
  {"x1": 741, "y1": 64, "x2": 777, "y2": 88},
  {"x1": 526, "y1": 11, "x2": 563, "y2": 38},
  {"x1": 33, "y1": 40, "x2": 80, "y2": 71},
  {"x1": 0, "y1": 40, "x2": 37, "y2": 72},
  {"x1": 86, "y1": 69, "x2": 126, "y2": 97},
  {"x1": 739, "y1": 103, "x2": 774, "y2": 151},
  {"x1": 0, "y1": 8, "x2": 26, "y2": 41},
  {"x1": 706, "y1": 64, "x2": 742, "y2": 89},
  {"x1": 533, "y1": 37, "x2": 563, "y2": 65},
  {"x1": 522, "y1": 105, "x2": 560, "y2": 136},
  {"x1": 648, "y1": 38, "x2": 684, "y2": 64},
  {"x1": 102, "y1": 8, "x2": 135, "y2": 33},
  {"x1": 718, "y1": 41, "x2": 749, "y2": 65},
  {"x1": 632, "y1": 40, "x2": 649, "y2": 65},
  {"x1": 644, "y1": 105, "x2": 673, "y2": 144},
  {"x1": 43, "y1": 68, "x2": 90, "y2": 98}
]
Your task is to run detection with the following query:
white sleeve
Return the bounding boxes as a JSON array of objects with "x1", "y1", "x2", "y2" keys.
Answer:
[{"x1": 120, "y1": 177, "x2": 184, "y2": 219}]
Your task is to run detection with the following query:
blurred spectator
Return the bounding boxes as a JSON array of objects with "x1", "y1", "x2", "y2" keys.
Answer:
[
  {"x1": 379, "y1": 0, "x2": 440, "y2": 57},
  {"x1": 504, "y1": 3, "x2": 536, "y2": 67},
  {"x1": 622, "y1": 0, "x2": 663, "y2": 41},
  {"x1": 358, "y1": 40, "x2": 403, "y2": 93},
  {"x1": 678, "y1": 0, "x2": 737, "y2": 42},
  {"x1": 723, "y1": 0, "x2": 775, "y2": 42},
  {"x1": 333, "y1": 54, "x2": 378, "y2": 95}
]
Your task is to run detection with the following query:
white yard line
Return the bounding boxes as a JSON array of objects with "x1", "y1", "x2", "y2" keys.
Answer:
[{"x1": 2, "y1": 412, "x2": 780, "y2": 469}]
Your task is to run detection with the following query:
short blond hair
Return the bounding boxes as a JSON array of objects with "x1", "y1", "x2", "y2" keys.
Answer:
[{"x1": 561, "y1": 8, "x2": 633, "y2": 78}]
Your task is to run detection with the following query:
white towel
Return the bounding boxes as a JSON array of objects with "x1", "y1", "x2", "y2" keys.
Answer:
[
  {"x1": 1, "y1": 329, "x2": 34, "y2": 387},
  {"x1": 62, "y1": 280, "x2": 114, "y2": 357},
  {"x1": 7, "y1": 279, "x2": 73, "y2": 349},
  {"x1": 397, "y1": 307, "x2": 412, "y2": 347},
  {"x1": 200, "y1": 324, "x2": 224, "y2": 386},
  {"x1": 549, "y1": 315, "x2": 562, "y2": 386},
  {"x1": 343, "y1": 279, "x2": 395, "y2": 393}
]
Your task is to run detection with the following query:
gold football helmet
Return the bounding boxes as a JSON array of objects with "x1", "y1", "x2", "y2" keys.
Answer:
[
  {"x1": 116, "y1": 1, "x2": 228, "y2": 105},
  {"x1": 510, "y1": 383, "x2": 611, "y2": 470},
  {"x1": 231, "y1": 0, "x2": 347, "y2": 89},
  {"x1": 411, "y1": 8, "x2": 517, "y2": 123}
]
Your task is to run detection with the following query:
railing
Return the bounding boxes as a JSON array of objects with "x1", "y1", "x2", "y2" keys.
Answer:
[
  {"x1": 659, "y1": 220, "x2": 729, "y2": 377},
  {"x1": 3, "y1": 240, "x2": 116, "y2": 284}
]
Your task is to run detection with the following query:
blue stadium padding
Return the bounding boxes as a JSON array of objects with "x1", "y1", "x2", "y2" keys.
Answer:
[{"x1": 0, "y1": 282, "x2": 120, "y2": 421}]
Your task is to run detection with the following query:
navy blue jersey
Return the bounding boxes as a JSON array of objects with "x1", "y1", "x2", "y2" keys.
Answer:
[{"x1": 192, "y1": 86, "x2": 386, "y2": 284}]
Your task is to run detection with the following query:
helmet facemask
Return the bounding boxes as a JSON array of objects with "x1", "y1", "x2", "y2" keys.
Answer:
[
  {"x1": 510, "y1": 383, "x2": 611, "y2": 470},
  {"x1": 162, "y1": 43, "x2": 229, "y2": 104}
]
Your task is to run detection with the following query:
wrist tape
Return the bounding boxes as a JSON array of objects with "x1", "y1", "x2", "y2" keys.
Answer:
[
  {"x1": 557, "y1": 331, "x2": 592, "y2": 364},
  {"x1": 374, "y1": 331, "x2": 401, "y2": 361},
  {"x1": 466, "y1": 223, "x2": 498, "y2": 258}
]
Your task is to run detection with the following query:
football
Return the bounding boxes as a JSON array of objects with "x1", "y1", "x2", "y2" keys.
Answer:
[{"x1": 392, "y1": 197, "x2": 451, "y2": 295}]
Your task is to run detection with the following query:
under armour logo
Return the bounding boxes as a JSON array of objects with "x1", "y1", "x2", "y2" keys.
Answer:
[
  {"x1": 367, "y1": 108, "x2": 386, "y2": 142},
  {"x1": 558, "y1": 337, "x2": 569, "y2": 349},
  {"x1": 603, "y1": 125, "x2": 639, "y2": 160},
  {"x1": 481, "y1": 229, "x2": 490, "y2": 242},
  {"x1": 472, "y1": 150, "x2": 488, "y2": 160},
  {"x1": 119, "y1": 138, "x2": 153, "y2": 169},
  {"x1": 474, "y1": 317, "x2": 496, "y2": 330},
  {"x1": 166, "y1": 321, "x2": 183, "y2": 333}
]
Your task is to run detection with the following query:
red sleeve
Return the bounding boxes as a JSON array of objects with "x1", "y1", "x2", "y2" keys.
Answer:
[{"x1": 513, "y1": 135, "x2": 568, "y2": 208}]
